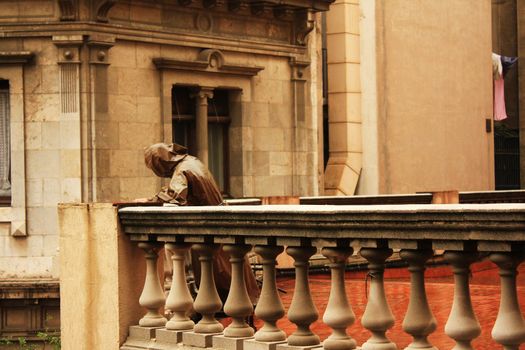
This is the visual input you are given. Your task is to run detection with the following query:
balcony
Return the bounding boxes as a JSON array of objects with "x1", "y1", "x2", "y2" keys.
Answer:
[{"x1": 57, "y1": 201, "x2": 525, "y2": 350}]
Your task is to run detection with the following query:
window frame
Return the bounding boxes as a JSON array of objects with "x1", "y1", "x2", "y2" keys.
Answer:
[
  {"x1": 0, "y1": 82, "x2": 11, "y2": 205},
  {"x1": 0, "y1": 59, "x2": 30, "y2": 236}
]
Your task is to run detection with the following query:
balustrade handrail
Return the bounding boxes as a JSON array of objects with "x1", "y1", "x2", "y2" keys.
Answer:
[{"x1": 119, "y1": 204, "x2": 525, "y2": 251}]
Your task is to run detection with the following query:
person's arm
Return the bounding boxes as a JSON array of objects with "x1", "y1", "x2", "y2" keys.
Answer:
[{"x1": 155, "y1": 169, "x2": 188, "y2": 205}]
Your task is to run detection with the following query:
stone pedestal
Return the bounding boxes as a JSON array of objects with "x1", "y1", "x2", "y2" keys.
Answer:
[
  {"x1": 213, "y1": 335, "x2": 254, "y2": 350},
  {"x1": 183, "y1": 331, "x2": 223, "y2": 348},
  {"x1": 120, "y1": 325, "x2": 161, "y2": 350},
  {"x1": 147, "y1": 328, "x2": 191, "y2": 349},
  {"x1": 245, "y1": 339, "x2": 288, "y2": 350},
  {"x1": 276, "y1": 344, "x2": 323, "y2": 350}
]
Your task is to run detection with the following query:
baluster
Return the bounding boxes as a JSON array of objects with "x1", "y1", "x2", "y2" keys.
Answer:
[
  {"x1": 444, "y1": 251, "x2": 481, "y2": 350},
  {"x1": 192, "y1": 243, "x2": 224, "y2": 333},
  {"x1": 286, "y1": 246, "x2": 321, "y2": 347},
  {"x1": 138, "y1": 242, "x2": 168, "y2": 327},
  {"x1": 165, "y1": 243, "x2": 195, "y2": 331},
  {"x1": 400, "y1": 249, "x2": 437, "y2": 350},
  {"x1": 253, "y1": 245, "x2": 287, "y2": 342},
  {"x1": 489, "y1": 252, "x2": 525, "y2": 350},
  {"x1": 322, "y1": 247, "x2": 356, "y2": 350},
  {"x1": 360, "y1": 247, "x2": 397, "y2": 350},
  {"x1": 223, "y1": 244, "x2": 255, "y2": 337}
]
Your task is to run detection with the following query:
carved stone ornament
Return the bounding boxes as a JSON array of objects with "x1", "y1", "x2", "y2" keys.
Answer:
[
  {"x1": 294, "y1": 9, "x2": 315, "y2": 45},
  {"x1": 58, "y1": 0, "x2": 77, "y2": 21},
  {"x1": 153, "y1": 49, "x2": 264, "y2": 76},
  {"x1": 87, "y1": 35, "x2": 115, "y2": 65},
  {"x1": 96, "y1": 0, "x2": 117, "y2": 22},
  {"x1": 203, "y1": 0, "x2": 225, "y2": 9},
  {"x1": 195, "y1": 13, "x2": 213, "y2": 32},
  {"x1": 289, "y1": 56, "x2": 310, "y2": 81},
  {"x1": 227, "y1": 0, "x2": 247, "y2": 12}
]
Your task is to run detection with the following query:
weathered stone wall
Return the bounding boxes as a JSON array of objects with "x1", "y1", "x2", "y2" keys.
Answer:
[
  {"x1": 0, "y1": 37, "x2": 63, "y2": 279},
  {"x1": 96, "y1": 40, "x2": 163, "y2": 202},
  {"x1": 0, "y1": 0, "x2": 322, "y2": 283}
]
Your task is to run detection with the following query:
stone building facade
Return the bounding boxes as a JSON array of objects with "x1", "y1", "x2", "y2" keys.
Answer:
[{"x1": 0, "y1": 0, "x2": 328, "y2": 340}]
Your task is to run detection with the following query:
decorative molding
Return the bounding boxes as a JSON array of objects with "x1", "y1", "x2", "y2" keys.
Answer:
[
  {"x1": 52, "y1": 35, "x2": 83, "y2": 64},
  {"x1": 58, "y1": 0, "x2": 77, "y2": 21},
  {"x1": 190, "y1": 86, "x2": 214, "y2": 100},
  {"x1": 0, "y1": 23, "x2": 307, "y2": 56},
  {"x1": 0, "y1": 52, "x2": 34, "y2": 65},
  {"x1": 96, "y1": 0, "x2": 117, "y2": 22},
  {"x1": 227, "y1": 0, "x2": 247, "y2": 12},
  {"x1": 153, "y1": 49, "x2": 264, "y2": 76},
  {"x1": 273, "y1": 6, "x2": 294, "y2": 20},
  {"x1": 250, "y1": 1, "x2": 270, "y2": 16},
  {"x1": 87, "y1": 35, "x2": 115, "y2": 65},
  {"x1": 203, "y1": 0, "x2": 224, "y2": 9},
  {"x1": 52, "y1": 36, "x2": 82, "y2": 114},
  {"x1": 289, "y1": 56, "x2": 310, "y2": 81},
  {"x1": 195, "y1": 13, "x2": 213, "y2": 32},
  {"x1": 294, "y1": 9, "x2": 315, "y2": 45}
]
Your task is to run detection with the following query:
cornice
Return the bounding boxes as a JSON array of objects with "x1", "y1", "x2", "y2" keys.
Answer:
[
  {"x1": 0, "y1": 51, "x2": 35, "y2": 65},
  {"x1": 153, "y1": 49, "x2": 264, "y2": 76},
  {"x1": 0, "y1": 22, "x2": 308, "y2": 58}
]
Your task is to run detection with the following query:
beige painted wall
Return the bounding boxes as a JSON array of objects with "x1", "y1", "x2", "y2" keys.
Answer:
[
  {"x1": 369, "y1": 0, "x2": 495, "y2": 193},
  {"x1": 58, "y1": 203, "x2": 145, "y2": 350}
]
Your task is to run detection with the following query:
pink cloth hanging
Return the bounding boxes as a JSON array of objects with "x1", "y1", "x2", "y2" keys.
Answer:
[{"x1": 493, "y1": 78, "x2": 507, "y2": 121}]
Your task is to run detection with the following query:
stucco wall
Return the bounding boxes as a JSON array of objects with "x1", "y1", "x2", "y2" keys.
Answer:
[{"x1": 372, "y1": 0, "x2": 494, "y2": 193}]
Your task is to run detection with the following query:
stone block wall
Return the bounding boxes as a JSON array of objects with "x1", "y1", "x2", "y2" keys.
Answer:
[
  {"x1": 97, "y1": 41, "x2": 162, "y2": 202},
  {"x1": 0, "y1": 0, "x2": 323, "y2": 283}
]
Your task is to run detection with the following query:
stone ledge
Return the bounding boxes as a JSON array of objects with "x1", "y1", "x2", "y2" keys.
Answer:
[
  {"x1": 119, "y1": 204, "x2": 525, "y2": 247},
  {"x1": 0, "y1": 279, "x2": 60, "y2": 299}
]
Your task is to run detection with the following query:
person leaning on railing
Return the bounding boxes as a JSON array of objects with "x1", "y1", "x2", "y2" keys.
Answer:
[{"x1": 135, "y1": 142, "x2": 260, "y2": 307}]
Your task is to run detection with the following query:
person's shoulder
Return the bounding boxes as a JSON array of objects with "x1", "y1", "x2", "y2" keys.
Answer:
[{"x1": 177, "y1": 155, "x2": 206, "y2": 172}]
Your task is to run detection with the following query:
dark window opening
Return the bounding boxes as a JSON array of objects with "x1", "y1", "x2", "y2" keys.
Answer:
[{"x1": 171, "y1": 86, "x2": 230, "y2": 194}]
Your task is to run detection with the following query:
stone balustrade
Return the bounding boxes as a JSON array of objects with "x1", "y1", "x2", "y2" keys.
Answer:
[{"x1": 117, "y1": 204, "x2": 525, "y2": 350}]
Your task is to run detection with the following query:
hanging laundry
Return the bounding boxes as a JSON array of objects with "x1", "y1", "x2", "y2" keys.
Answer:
[
  {"x1": 492, "y1": 53, "x2": 503, "y2": 80},
  {"x1": 501, "y1": 55, "x2": 518, "y2": 78},
  {"x1": 494, "y1": 78, "x2": 507, "y2": 121},
  {"x1": 492, "y1": 53, "x2": 518, "y2": 122}
]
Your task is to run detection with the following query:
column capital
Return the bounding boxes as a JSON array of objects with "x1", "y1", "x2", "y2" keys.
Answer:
[
  {"x1": 87, "y1": 34, "x2": 115, "y2": 66},
  {"x1": 191, "y1": 86, "x2": 214, "y2": 100},
  {"x1": 289, "y1": 57, "x2": 310, "y2": 81},
  {"x1": 53, "y1": 35, "x2": 83, "y2": 64}
]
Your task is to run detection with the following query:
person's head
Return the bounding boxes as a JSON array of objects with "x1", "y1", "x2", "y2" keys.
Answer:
[{"x1": 144, "y1": 143, "x2": 188, "y2": 178}]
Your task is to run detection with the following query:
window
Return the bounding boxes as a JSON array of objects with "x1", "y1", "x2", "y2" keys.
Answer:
[
  {"x1": 171, "y1": 86, "x2": 230, "y2": 194},
  {"x1": 0, "y1": 80, "x2": 10, "y2": 205}
]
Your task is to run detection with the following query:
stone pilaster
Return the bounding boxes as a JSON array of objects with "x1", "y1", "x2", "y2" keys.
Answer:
[
  {"x1": 87, "y1": 35, "x2": 114, "y2": 202},
  {"x1": 53, "y1": 35, "x2": 83, "y2": 204}
]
